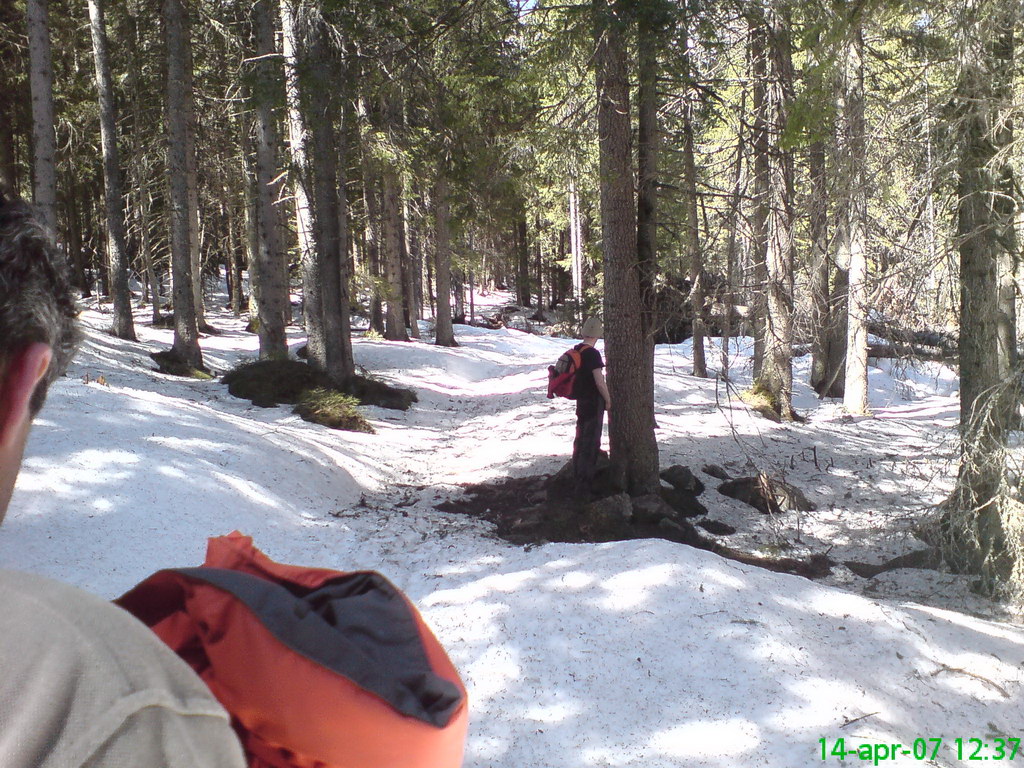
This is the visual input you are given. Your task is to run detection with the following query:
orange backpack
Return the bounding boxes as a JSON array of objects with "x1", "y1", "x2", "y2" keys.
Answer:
[
  {"x1": 546, "y1": 343, "x2": 590, "y2": 399},
  {"x1": 117, "y1": 532, "x2": 468, "y2": 768}
]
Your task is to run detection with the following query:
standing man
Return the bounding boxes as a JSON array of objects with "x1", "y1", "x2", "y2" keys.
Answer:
[
  {"x1": 0, "y1": 191, "x2": 245, "y2": 767},
  {"x1": 573, "y1": 316, "x2": 611, "y2": 501}
]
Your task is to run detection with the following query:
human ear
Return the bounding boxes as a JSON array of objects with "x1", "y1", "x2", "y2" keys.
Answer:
[{"x1": 0, "y1": 343, "x2": 53, "y2": 448}]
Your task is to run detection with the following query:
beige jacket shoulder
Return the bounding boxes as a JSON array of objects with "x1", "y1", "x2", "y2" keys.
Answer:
[{"x1": 0, "y1": 568, "x2": 246, "y2": 768}]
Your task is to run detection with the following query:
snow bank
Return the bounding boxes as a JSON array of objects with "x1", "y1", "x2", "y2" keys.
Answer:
[{"x1": 2, "y1": 303, "x2": 1019, "y2": 768}]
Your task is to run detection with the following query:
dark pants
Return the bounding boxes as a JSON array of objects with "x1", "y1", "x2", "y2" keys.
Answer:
[{"x1": 572, "y1": 407, "x2": 604, "y2": 500}]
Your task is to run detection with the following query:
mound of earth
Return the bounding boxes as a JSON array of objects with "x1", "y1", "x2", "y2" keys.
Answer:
[
  {"x1": 223, "y1": 359, "x2": 417, "y2": 410},
  {"x1": 150, "y1": 349, "x2": 212, "y2": 379},
  {"x1": 436, "y1": 461, "x2": 832, "y2": 579},
  {"x1": 223, "y1": 360, "x2": 331, "y2": 407}
]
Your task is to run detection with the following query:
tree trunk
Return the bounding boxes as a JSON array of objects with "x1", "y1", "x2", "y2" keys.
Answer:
[
  {"x1": 674, "y1": 7, "x2": 706, "y2": 378},
  {"x1": 594, "y1": 0, "x2": 659, "y2": 495},
  {"x1": 181, "y1": 4, "x2": 204, "y2": 331},
  {"x1": 516, "y1": 216, "x2": 530, "y2": 307},
  {"x1": 88, "y1": 0, "x2": 136, "y2": 341},
  {"x1": 453, "y1": 267, "x2": 465, "y2": 323},
  {"x1": 636, "y1": 5, "x2": 661, "y2": 421},
  {"x1": 139, "y1": 185, "x2": 161, "y2": 323},
  {"x1": 381, "y1": 170, "x2": 408, "y2": 341},
  {"x1": 749, "y1": 17, "x2": 769, "y2": 381},
  {"x1": 282, "y1": 1, "x2": 329, "y2": 376},
  {"x1": 722, "y1": 91, "x2": 746, "y2": 381},
  {"x1": 162, "y1": 0, "x2": 203, "y2": 368},
  {"x1": 380, "y1": 91, "x2": 409, "y2": 342},
  {"x1": 434, "y1": 170, "x2": 457, "y2": 346},
  {"x1": 0, "y1": 3, "x2": 19, "y2": 194},
  {"x1": 534, "y1": 214, "x2": 544, "y2": 310},
  {"x1": 127, "y1": 5, "x2": 159, "y2": 323},
  {"x1": 249, "y1": 0, "x2": 289, "y2": 359},
  {"x1": 752, "y1": 3, "x2": 795, "y2": 421},
  {"x1": 943, "y1": 0, "x2": 1018, "y2": 587},
  {"x1": 569, "y1": 175, "x2": 583, "y2": 318},
  {"x1": 225, "y1": 192, "x2": 242, "y2": 317},
  {"x1": 403, "y1": 196, "x2": 421, "y2": 339},
  {"x1": 27, "y1": 0, "x2": 57, "y2": 235},
  {"x1": 425, "y1": 228, "x2": 435, "y2": 318},
  {"x1": 358, "y1": 96, "x2": 385, "y2": 336},
  {"x1": 824, "y1": 269, "x2": 849, "y2": 398},
  {"x1": 808, "y1": 136, "x2": 831, "y2": 395},
  {"x1": 332, "y1": 53, "x2": 355, "y2": 380},
  {"x1": 239, "y1": 111, "x2": 261, "y2": 327},
  {"x1": 841, "y1": 24, "x2": 869, "y2": 415}
]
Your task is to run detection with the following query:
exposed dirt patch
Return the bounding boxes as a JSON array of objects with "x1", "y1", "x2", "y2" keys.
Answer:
[
  {"x1": 150, "y1": 349, "x2": 212, "y2": 379},
  {"x1": 436, "y1": 466, "x2": 833, "y2": 579},
  {"x1": 222, "y1": 359, "x2": 417, "y2": 410}
]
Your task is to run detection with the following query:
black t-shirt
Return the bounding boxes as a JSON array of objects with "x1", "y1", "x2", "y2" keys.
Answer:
[{"x1": 573, "y1": 344, "x2": 605, "y2": 418}]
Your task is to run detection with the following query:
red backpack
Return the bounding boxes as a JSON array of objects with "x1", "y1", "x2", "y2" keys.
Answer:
[
  {"x1": 117, "y1": 532, "x2": 468, "y2": 768},
  {"x1": 546, "y1": 343, "x2": 590, "y2": 399}
]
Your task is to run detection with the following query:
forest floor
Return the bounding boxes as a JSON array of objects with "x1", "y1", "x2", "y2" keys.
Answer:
[{"x1": 3, "y1": 289, "x2": 1021, "y2": 768}]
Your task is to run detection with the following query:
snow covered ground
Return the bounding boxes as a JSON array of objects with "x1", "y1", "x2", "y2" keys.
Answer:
[{"x1": 3, "y1": 293, "x2": 1022, "y2": 768}]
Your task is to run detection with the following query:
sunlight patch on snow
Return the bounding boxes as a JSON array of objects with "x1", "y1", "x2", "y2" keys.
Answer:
[
  {"x1": 425, "y1": 602, "x2": 509, "y2": 648},
  {"x1": 211, "y1": 471, "x2": 278, "y2": 509},
  {"x1": 156, "y1": 465, "x2": 188, "y2": 481},
  {"x1": 772, "y1": 679, "x2": 886, "y2": 728},
  {"x1": 463, "y1": 644, "x2": 522, "y2": 703},
  {"x1": 646, "y1": 718, "x2": 762, "y2": 759},
  {"x1": 698, "y1": 565, "x2": 749, "y2": 591},
  {"x1": 430, "y1": 554, "x2": 506, "y2": 578},
  {"x1": 542, "y1": 557, "x2": 578, "y2": 570},
  {"x1": 909, "y1": 604, "x2": 1024, "y2": 643},
  {"x1": 91, "y1": 497, "x2": 115, "y2": 513},
  {"x1": 802, "y1": 590, "x2": 887, "y2": 622},
  {"x1": 19, "y1": 448, "x2": 139, "y2": 491},
  {"x1": 748, "y1": 635, "x2": 811, "y2": 665},
  {"x1": 598, "y1": 564, "x2": 684, "y2": 610},
  {"x1": 145, "y1": 435, "x2": 237, "y2": 454},
  {"x1": 466, "y1": 734, "x2": 510, "y2": 762},
  {"x1": 426, "y1": 568, "x2": 539, "y2": 604},
  {"x1": 549, "y1": 570, "x2": 596, "y2": 590},
  {"x1": 523, "y1": 700, "x2": 581, "y2": 724}
]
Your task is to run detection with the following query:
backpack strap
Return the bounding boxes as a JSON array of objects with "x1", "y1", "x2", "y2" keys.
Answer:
[{"x1": 572, "y1": 343, "x2": 592, "y2": 370}]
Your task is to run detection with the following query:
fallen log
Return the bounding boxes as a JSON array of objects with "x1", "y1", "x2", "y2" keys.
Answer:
[
  {"x1": 845, "y1": 548, "x2": 942, "y2": 578},
  {"x1": 867, "y1": 343, "x2": 954, "y2": 363}
]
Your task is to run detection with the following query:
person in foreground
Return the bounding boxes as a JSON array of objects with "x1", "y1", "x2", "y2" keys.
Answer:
[
  {"x1": 0, "y1": 191, "x2": 245, "y2": 768},
  {"x1": 572, "y1": 316, "x2": 612, "y2": 501}
]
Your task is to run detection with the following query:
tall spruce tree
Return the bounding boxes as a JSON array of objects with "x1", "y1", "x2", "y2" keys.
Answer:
[
  {"x1": 593, "y1": 0, "x2": 659, "y2": 495},
  {"x1": 87, "y1": 0, "x2": 137, "y2": 342},
  {"x1": 162, "y1": 0, "x2": 203, "y2": 369}
]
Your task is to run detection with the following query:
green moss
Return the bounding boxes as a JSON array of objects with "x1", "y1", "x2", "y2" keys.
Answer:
[
  {"x1": 739, "y1": 384, "x2": 782, "y2": 422},
  {"x1": 294, "y1": 389, "x2": 375, "y2": 433}
]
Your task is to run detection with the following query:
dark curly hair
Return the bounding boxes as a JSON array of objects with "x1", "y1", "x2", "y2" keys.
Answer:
[{"x1": 0, "y1": 189, "x2": 79, "y2": 415}]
